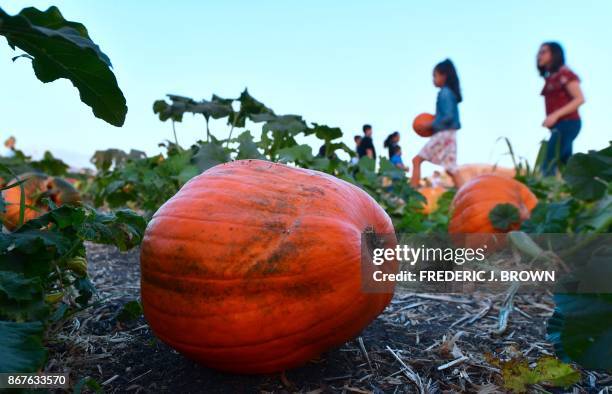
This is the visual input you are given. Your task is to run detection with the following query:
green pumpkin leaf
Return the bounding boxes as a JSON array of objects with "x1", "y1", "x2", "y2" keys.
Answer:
[
  {"x1": 116, "y1": 300, "x2": 143, "y2": 323},
  {"x1": 574, "y1": 195, "x2": 612, "y2": 232},
  {"x1": 30, "y1": 151, "x2": 69, "y2": 176},
  {"x1": 75, "y1": 208, "x2": 146, "y2": 251},
  {"x1": 563, "y1": 144, "x2": 612, "y2": 201},
  {"x1": 189, "y1": 97, "x2": 232, "y2": 120},
  {"x1": 0, "y1": 271, "x2": 48, "y2": 321},
  {"x1": 277, "y1": 144, "x2": 313, "y2": 164},
  {"x1": 0, "y1": 320, "x2": 47, "y2": 373},
  {"x1": 235, "y1": 131, "x2": 264, "y2": 160},
  {"x1": 153, "y1": 99, "x2": 183, "y2": 122},
  {"x1": 548, "y1": 293, "x2": 612, "y2": 370},
  {"x1": 489, "y1": 203, "x2": 520, "y2": 231},
  {"x1": 311, "y1": 123, "x2": 343, "y2": 141},
  {"x1": 0, "y1": 6, "x2": 127, "y2": 126},
  {"x1": 191, "y1": 140, "x2": 231, "y2": 172},
  {"x1": 379, "y1": 157, "x2": 405, "y2": 179},
  {"x1": 521, "y1": 200, "x2": 572, "y2": 233},
  {"x1": 260, "y1": 115, "x2": 307, "y2": 135},
  {"x1": 232, "y1": 89, "x2": 274, "y2": 127}
]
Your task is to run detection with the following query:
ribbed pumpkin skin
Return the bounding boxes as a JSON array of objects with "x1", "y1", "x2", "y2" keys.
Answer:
[
  {"x1": 449, "y1": 175, "x2": 537, "y2": 234},
  {"x1": 140, "y1": 160, "x2": 396, "y2": 374}
]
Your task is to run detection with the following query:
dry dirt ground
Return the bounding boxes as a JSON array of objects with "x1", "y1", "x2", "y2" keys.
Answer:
[{"x1": 45, "y1": 244, "x2": 612, "y2": 393}]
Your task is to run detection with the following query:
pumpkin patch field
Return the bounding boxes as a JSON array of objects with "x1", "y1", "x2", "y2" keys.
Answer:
[{"x1": 1, "y1": 4, "x2": 611, "y2": 394}]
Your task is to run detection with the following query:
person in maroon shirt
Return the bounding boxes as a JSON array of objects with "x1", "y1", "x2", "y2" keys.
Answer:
[{"x1": 537, "y1": 42, "x2": 585, "y2": 175}]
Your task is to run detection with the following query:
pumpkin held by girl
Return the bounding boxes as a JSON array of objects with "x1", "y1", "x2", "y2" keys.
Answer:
[
  {"x1": 412, "y1": 112, "x2": 435, "y2": 137},
  {"x1": 140, "y1": 160, "x2": 397, "y2": 374}
]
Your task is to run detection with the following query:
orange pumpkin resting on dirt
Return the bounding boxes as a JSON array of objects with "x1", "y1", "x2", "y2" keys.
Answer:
[
  {"x1": 412, "y1": 112, "x2": 435, "y2": 137},
  {"x1": 448, "y1": 175, "x2": 537, "y2": 249},
  {"x1": 140, "y1": 160, "x2": 397, "y2": 374},
  {"x1": 418, "y1": 186, "x2": 446, "y2": 214},
  {"x1": 1, "y1": 173, "x2": 81, "y2": 230}
]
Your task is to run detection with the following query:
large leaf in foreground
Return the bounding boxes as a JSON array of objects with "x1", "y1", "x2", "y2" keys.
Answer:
[
  {"x1": 0, "y1": 271, "x2": 47, "y2": 321},
  {"x1": 0, "y1": 320, "x2": 47, "y2": 373},
  {"x1": 0, "y1": 6, "x2": 127, "y2": 126},
  {"x1": 547, "y1": 293, "x2": 612, "y2": 369},
  {"x1": 563, "y1": 144, "x2": 612, "y2": 201}
]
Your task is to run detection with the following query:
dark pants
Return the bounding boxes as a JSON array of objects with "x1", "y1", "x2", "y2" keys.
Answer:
[{"x1": 542, "y1": 119, "x2": 581, "y2": 176}]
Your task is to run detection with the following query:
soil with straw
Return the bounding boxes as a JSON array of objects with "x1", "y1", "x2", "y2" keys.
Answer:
[{"x1": 45, "y1": 244, "x2": 611, "y2": 393}]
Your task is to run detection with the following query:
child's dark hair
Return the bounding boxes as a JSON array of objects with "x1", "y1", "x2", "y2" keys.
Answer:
[
  {"x1": 391, "y1": 145, "x2": 401, "y2": 156},
  {"x1": 434, "y1": 59, "x2": 462, "y2": 103},
  {"x1": 383, "y1": 131, "x2": 400, "y2": 148},
  {"x1": 354, "y1": 135, "x2": 362, "y2": 143},
  {"x1": 362, "y1": 124, "x2": 372, "y2": 133},
  {"x1": 538, "y1": 42, "x2": 565, "y2": 77}
]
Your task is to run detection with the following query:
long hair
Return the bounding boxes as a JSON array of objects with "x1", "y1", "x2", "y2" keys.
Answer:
[
  {"x1": 434, "y1": 59, "x2": 462, "y2": 103},
  {"x1": 538, "y1": 42, "x2": 565, "y2": 77},
  {"x1": 383, "y1": 131, "x2": 399, "y2": 148}
]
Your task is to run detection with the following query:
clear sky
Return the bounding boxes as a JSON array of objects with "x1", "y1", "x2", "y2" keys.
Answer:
[{"x1": 1, "y1": 1, "x2": 610, "y2": 174}]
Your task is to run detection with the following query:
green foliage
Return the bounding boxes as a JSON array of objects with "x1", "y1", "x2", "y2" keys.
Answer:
[
  {"x1": 30, "y1": 151, "x2": 69, "y2": 176},
  {"x1": 547, "y1": 294, "x2": 612, "y2": 370},
  {"x1": 0, "y1": 149, "x2": 71, "y2": 180},
  {"x1": 563, "y1": 143, "x2": 612, "y2": 201},
  {"x1": 0, "y1": 203, "x2": 146, "y2": 372},
  {"x1": 510, "y1": 142, "x2": 612, "y2": 371},
  {"x1": 0, "y1": 321, "x2": 47, "y2": 373},
  {"x1": 521, "y1": 200, "x2": 573, "y2": 233},
  {"x1": 116, "y1": 300, "x2": 143, "y2": 323},
  {"x1": 0, "y1": 6, "x2": 127, "y2": 126},
  {"x1": 489, "y1": 203, "x2": 520, "y2": 231}
]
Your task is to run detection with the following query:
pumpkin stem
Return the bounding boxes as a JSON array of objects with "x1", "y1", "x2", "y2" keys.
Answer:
[{"x1": 363, "y1": 225, "x2": 386, "y2": 255}]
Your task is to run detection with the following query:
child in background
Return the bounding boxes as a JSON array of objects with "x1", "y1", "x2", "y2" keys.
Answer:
[
  {"x1": 410, "y1": 59, "x2": 462, "y2": 187},
  {"x1": 537, "y1": 42, "x2": 585, "y2": 175},
  {"x1": 351, "y1": 135, "x2": 362, "y2": 164},
  {"x1": 383, "y1": 131, "x2": 400, "y2": 159},
  {"x1": 390, "y1": 145, "x2": 408, "y2": 171}
]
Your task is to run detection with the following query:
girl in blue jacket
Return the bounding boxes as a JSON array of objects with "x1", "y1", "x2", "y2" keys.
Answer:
[{"x1": 410, "y1": 59, "x2": 462, "y2": 187}]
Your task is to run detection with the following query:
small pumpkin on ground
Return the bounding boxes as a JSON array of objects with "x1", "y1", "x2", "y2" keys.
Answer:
[
  {"x1": 140, "y1": 160, "x2": 397, "y2": 374},
  {"x1": 418, "y1": 186, "x2": 447, "y2": 214},
  {"x1": 448, "y1": 174, "x2": 537, "y2": 249},
  {"x1": 1, "y1": 173, "x2": 81, "y2": 230}
]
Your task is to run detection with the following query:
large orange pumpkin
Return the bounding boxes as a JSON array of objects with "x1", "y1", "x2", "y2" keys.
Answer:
[
  {"x1": 448, "y1": 175, "x2": 537, "y2": 249},
  {"x1": 1, "y1": 173, "x2": 81, "y2": 230},
  {"x1": 418, "y1": 186, "x2": 446, "y2": 214},
  {"x1": 412, "y1": 113, "x2": 435, "y2": 137},
  {"x1": 140, "y1": 160, "x2": 397, "y2": 374},
  {"x1": 454, "y1": 164, "x2": 515, "y2": 188}
]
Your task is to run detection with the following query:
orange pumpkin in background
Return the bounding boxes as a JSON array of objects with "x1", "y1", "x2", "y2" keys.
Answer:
[
  {"x1": 448, "y1": 175, "x2": 537, "y2": 249},
  {"x1": 1, "y1": 173, "x2": 81, "y2": 230},
  {"x1": 140, "y1": 159, "x2": 397, "y2": 374},
  {"x1": 412, "y1": 113, "x2": 435, "y2": 137},
  {"x1": 418, "y1": 186, "x2": 447, "y2": 214},
  {"x1": 454, "y1": 164, "x2": 515, "y2": 188}
]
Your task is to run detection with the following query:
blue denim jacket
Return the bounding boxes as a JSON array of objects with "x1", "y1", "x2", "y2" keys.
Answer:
[{"x1": 431, "y1": 86, "x2": 461, "y2": 132}]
